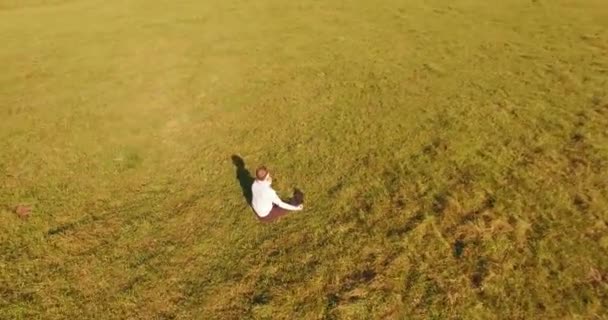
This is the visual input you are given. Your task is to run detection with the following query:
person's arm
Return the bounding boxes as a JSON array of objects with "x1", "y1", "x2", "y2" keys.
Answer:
[{"x1": 272, "y1": 191, "x2": 302, "y2": 211}]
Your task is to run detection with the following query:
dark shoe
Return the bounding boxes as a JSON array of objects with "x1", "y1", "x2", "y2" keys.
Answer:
[{"x1": 293, "y1": 188, "x2": 304, "y2": 205}]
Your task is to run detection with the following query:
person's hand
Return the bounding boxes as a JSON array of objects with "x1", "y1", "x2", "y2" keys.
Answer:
[{"x1": 296, "y1": 204, "x2": 304, "y2": 211}]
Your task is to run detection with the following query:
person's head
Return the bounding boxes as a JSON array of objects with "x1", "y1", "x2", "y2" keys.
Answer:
[{"x1": 256, "y1": 166, "x2": 271, "y2": 183}]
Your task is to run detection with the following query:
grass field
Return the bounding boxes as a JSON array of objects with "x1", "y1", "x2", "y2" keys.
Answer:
[{"x1": 1, "y1": 0, "x2": 608, "y2": 319}]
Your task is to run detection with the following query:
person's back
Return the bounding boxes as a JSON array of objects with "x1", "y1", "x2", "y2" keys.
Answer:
[
  {"x1": 251, "y1": 166, "x2": 303, "y2": 222},
  {"x1": 251, "y1": 179, "x2": 276, "y2": 217}
]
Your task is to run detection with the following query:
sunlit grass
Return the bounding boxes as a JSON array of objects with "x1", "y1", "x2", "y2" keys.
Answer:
[{"x1": 1, "y1": 0, "x2": 607, "y2": 318}]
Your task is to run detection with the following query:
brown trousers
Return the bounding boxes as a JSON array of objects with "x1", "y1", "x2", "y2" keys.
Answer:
[{"x1": 257, "y1": 189, "x2": 304, "y2": 223}]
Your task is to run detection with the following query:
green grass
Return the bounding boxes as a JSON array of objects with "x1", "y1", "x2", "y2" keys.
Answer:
[{"x1": 1, "y1": 0, "x2": 608, "y2": 319}]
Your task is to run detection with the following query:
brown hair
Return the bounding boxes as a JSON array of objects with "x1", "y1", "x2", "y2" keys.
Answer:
[{"x1": 255, "y1": 166, "x2": 269, "y2": 181}]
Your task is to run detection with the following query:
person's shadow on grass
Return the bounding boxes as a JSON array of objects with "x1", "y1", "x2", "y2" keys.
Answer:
[{"x1": 231, "y1": 155, "x2": 254, "y2": 205}]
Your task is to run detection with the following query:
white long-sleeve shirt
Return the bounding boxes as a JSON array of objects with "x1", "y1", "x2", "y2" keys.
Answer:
[{"x1": 251, "y1": 180, "x2": 300, "y2": 217}]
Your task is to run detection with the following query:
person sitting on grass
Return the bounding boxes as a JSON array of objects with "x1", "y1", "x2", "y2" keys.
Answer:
[{"x1": 251, "y1": 166, "x2": 303, "y2": 222}]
